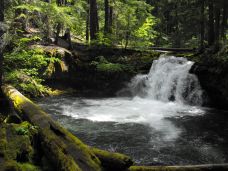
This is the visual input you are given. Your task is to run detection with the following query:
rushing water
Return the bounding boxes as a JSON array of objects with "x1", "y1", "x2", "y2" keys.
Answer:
[{"x1": 37, "y1": 56, "x2": 228, "y2": 165}]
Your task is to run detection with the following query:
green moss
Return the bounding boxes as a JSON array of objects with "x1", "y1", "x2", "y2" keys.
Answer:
[
  {"x1": 14, "y1": 121, "x2": 38, "y2": 137},
  {"x1": 92, "y1": 147, "x2": 132, "y2": 163},
  {"x1": 5, "y1": 125, "x2": 34, "y2": 162},
  {"x1": 2, "y1": 85, "x2": 102, "y2": 171},
  {"x1": 91, "y1": 147, "x2": 133, "y2": 170},
  {"x1": 91, "y1": 56, "x2": 134, "y2": 73},
  {"x1": 42, "y1": 125, "x2": 102, "y2": 171},
  {"x1": 97, "y1": 63, "x2": 125, "y2": 73},
  {"x1": 0, "y1": 126, "x2": 7, "y2": 158},
  {"x1": 18, "y1": 163, "x2": 41, "y2": 171},
  {"x1": 3, "y1": 160, "x2": 21, "y2": 171},
  {"x1": 3, "y1": 161, "x2": 41, "y2": 171}
]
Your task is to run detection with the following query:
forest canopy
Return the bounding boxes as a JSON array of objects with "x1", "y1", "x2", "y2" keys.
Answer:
[
  {"x1": 1, "y1": 0, "x2": 227, "y2": 49},
  {"x1": 0, "y1": 0, "x2": 228, "y2": 96}
]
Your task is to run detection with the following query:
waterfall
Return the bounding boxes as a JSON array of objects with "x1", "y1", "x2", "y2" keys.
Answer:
[
  {"x1": 123, "y1": 55, "x2": 203, "y2": 105},
  {"x1": 39, "y1": 55, "x2": 206, "y2": 142}
]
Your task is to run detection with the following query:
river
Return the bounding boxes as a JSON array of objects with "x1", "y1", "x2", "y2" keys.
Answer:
[{"x1": 37, "y1": 56, "x2": 228, "y2": 165}]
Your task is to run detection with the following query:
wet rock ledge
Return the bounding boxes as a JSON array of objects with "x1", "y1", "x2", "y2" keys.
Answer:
[{"x1": 1, "y1": 85, "x2": 228, "y2": 171}]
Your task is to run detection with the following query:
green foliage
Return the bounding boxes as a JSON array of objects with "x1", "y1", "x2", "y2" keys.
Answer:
[
  {"x1": 106, "y1": 0, "x2": 157, "y2": 48},
  {"x1": 4, "y1": 70, "x2": 50, "y2": 97},
  {"x1": 4, "y1": 45, "x2": 61, "y2": 97},
  {"x1": 14, "y1": 122, "x2": 38, "y2": 137},
  {"x1": 91, "y1": 56, "x2": 134, "y2": 73},
  {"x1": 18, "y1": 163, "x2": 41, "y2": 171},
  {"x1": 16, "y1": 36, "x2": 41, "y2": 47},
  {"x1": 14, "y1": 0, "x2": 87, "y2": 40},
  {"x1": 133, "y1": 16, "x2": 158, "y2": 47}
]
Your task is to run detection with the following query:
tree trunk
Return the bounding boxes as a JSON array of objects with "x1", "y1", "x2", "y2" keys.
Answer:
[
  {"x1": 90, "y1": 0, "x2": 99, "y2": 40},
  {"x1": 221, "y1": 0, "x2": 227, "y2": 40},
  {"x1": 64, "y1": 28, "x2": 72, "y2": 49},
  {"x1": 214, "y1": 3, "x2": 221, "y2": 50},
  {"x1": 104, "y1": 0, "x2": 110, "y2": 34},
  {"x1": 125, "y1": 14, "x2": 130, "y2": 49},
  {"x1": 56, "y1": 0, "x2": 67, "y2": 6},
  {"x1": 86, "y1": 0, "x2": 90, "y2": 42},
  {"x1": 200, "y1": 0, "x2": 205, "y2": 50},
  {"x1": 0, "y1": 0, "x2": 4, "y2": 88},
  {"x1": 55, "y1": 23, "x2": 62, "y2": 44},
  {"x1": 208, "y1": 0, "x2": 215, "y2": 46},
  {"x1": 44, "y1": 0, "x2": 52, "y2": 41},
  {"x1": 109, "y1": 1, "x2": 113, "y2": 34}
]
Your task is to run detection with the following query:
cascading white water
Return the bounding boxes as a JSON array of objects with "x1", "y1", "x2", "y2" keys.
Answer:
[
  {"x1": 39, "y1": 55, "x2": 205, "y2": 141},
  {"x1": 125, "y1": 55, "x2": 203, "y2": 105}
]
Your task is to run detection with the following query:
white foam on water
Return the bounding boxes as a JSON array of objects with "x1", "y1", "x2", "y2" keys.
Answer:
[{"x1": 60, "y1": 56, "x2": 205, "y2": 140}]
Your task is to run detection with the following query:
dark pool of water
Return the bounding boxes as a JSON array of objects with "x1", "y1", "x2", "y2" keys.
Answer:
[{"x1": 36, "y1": 95, "x2": 228, "y2": 166}]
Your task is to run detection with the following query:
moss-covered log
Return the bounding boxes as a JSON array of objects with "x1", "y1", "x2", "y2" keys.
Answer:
[
  {"x1": 0, "y1": 125, "x2": 7, "y2": 166},
  {"x1": 2, "y1": 85, "x2": 102, "y2": 171},
  {"x1": 91, "y1": 147, "x2": 133, "y2": 171},
  {"x1": 129, "y1": 164, "x2": 228, "y2": 171}
]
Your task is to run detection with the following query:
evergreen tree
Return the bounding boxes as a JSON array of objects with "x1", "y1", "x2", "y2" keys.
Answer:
[{"x1": 0, "y1": 0, "x2": 4, "y2": 87}]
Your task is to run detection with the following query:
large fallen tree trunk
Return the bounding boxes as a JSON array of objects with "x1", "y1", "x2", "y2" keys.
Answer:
[
  {"x1": 129, "y1": 164, "x2": 228, "y2": 171},
  {"x1": 1, "y1": 85, "x2": 134, "y2": 171},
  {"x1": 2, "y1": 85, "x2": 102, "y2": 171}
]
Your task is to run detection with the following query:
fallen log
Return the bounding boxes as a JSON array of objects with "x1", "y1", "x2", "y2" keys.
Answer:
[
  {"x1": 149, "y1": 47, "x2": 195, "y2": 52},
  {"x1": 91, "y1": 147, "x2": 133, "y2": 171},
  {"x1": 2, "y1": 85, "x2": 102, "y2": 171},
  {"x1": 129, "y1": 164, "x2": 228, "y2": 171}
]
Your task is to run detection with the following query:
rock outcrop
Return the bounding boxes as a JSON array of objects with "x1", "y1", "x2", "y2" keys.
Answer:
[{"x1": 191, "y1": 60, "x2": 228, "y2": 109}]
